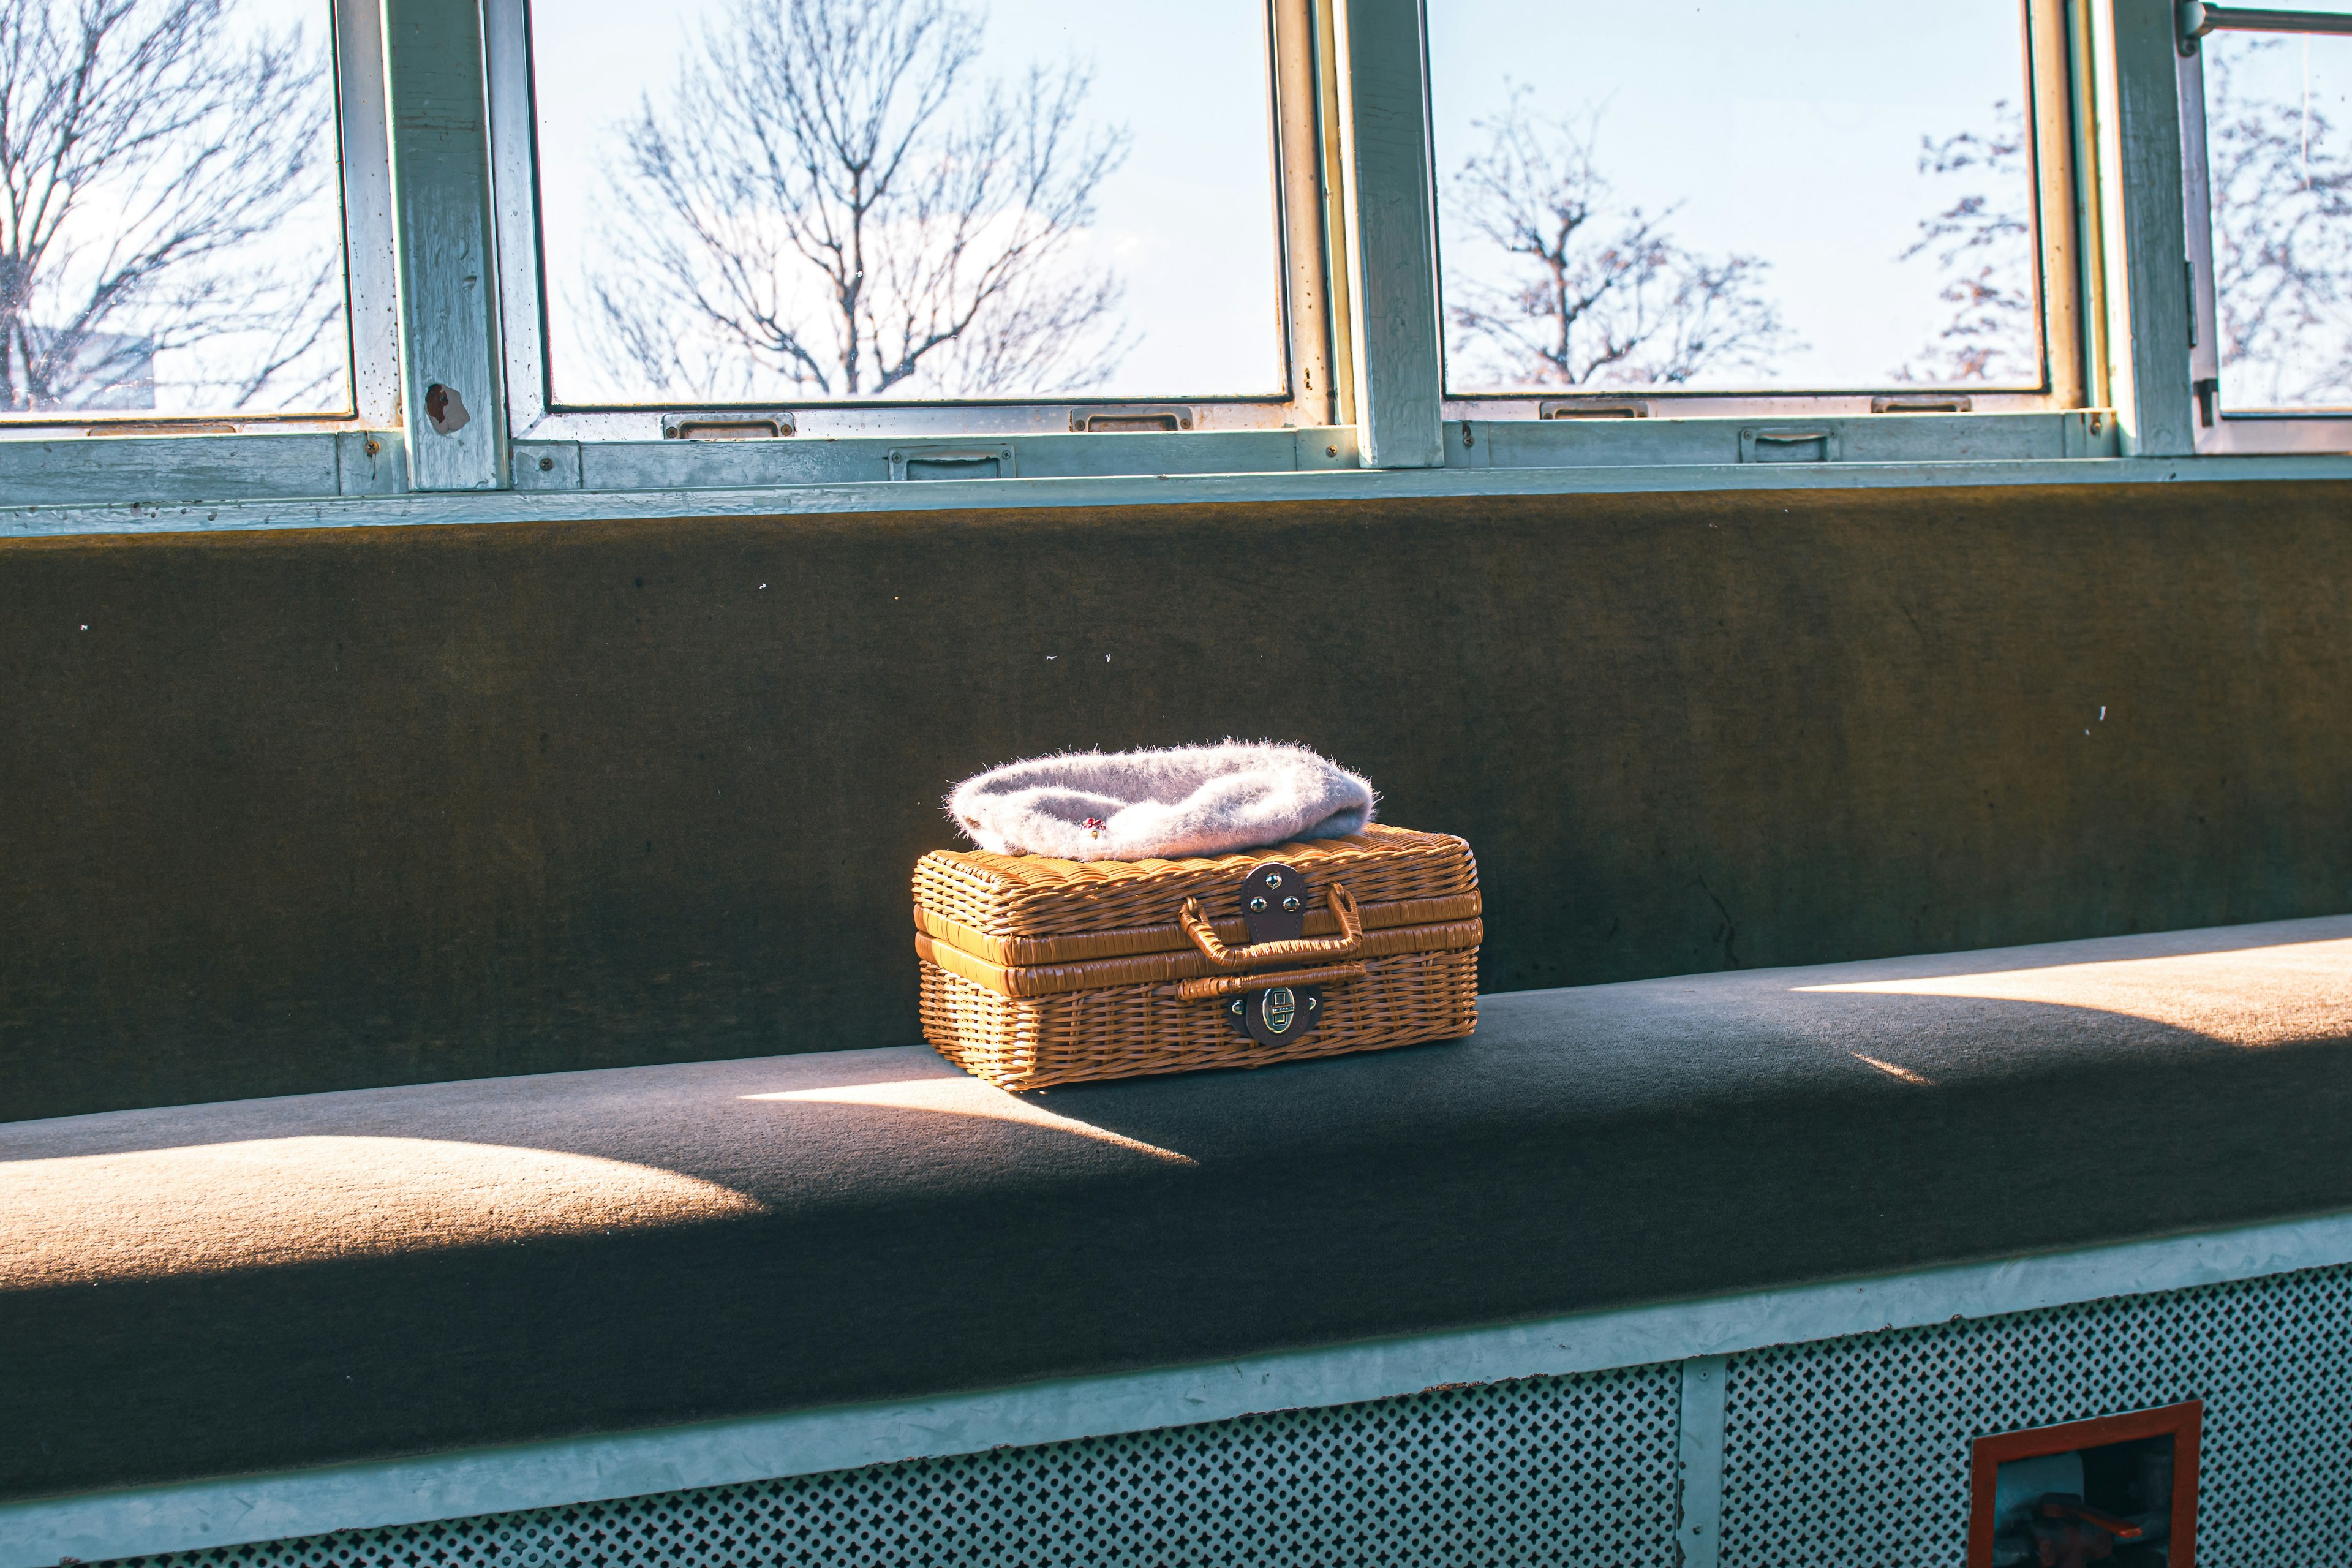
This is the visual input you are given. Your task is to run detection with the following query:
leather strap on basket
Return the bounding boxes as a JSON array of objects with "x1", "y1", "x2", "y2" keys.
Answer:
[
  {"x1": 1170, "y1": 962, "x2": 1367, "y2": 1003},
  {"x1": 1179, "y1": 883, "x2": 1364, "y2": 970}
]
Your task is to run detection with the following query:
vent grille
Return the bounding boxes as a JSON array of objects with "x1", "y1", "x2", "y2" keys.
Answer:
[
  {"x1": 92, "y1": 1260, "x2": 2352, "y2": 1568},
  {"x1": 1717, "y1": 1261, "x2": 2352, "y2": 1568},
  {"x1": 104, "y1": 1363, "x2": 1681, "y2": 1567}
]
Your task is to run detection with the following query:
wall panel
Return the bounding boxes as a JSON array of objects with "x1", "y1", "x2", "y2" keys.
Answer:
[{"x1": 4, "y1": 481, "x2": 2348, "y2": 1117}]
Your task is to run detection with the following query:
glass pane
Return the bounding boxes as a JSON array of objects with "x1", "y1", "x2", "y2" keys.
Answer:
[
  {"x1": 1429, "y1": 0, "x2": 2042, "y2": 394},
  {"x1": 0, "y1": 0, "x2": 350, "y2": 420},
  {"x1": 529, "y1": 0, "x2": 1286, "y2": 407},
  {"x1": 2204, "y1": 30, "x2": 2352, "y2": 411}
]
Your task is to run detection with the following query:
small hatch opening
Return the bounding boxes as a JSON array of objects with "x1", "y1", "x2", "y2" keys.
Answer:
[{"x1": 1970, "y1": 1402, "x2": 2200, "y2": 1568}]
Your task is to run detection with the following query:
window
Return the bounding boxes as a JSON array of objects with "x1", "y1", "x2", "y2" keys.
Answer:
[
  {"x1": 1427, "y1": 0, "x2": 2083, "y2": 421},
  {"x1": 17, "y1": 0, "x2": 2352, "y2": 513},
  {"x1": 2180, "y1": 1, "x2": 2352, "y2": 450},
  {"x1": 0, "y1": 0, "x2": 395, "y2": 435},
  {"x1": 490, "y1": 0, "x2": 1335, "y2": 449}
]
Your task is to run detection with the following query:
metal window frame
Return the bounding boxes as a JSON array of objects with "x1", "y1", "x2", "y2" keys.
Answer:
[
  {"x1": 1331, "y1": 0, "x2": 1443, "y2": 467},
  {"x1": 338, "y1": 0, "x2": 406, "y2": 435},
  {"x1": 24, "y1": 0, "x2": 2352, "y2": 511},
  {"x1": 0, "y1": 0, "x2": 402, "y2": 454},
  {"x1": 1427, "y1": 0, "x2": 2097, "y2": 451},
  {"x1": 483, "y1": 0, "x2": 1338, "y2": 460},
  {"x1": 384, "y1": 0, "x2": 507, "y2": 491},
  {"x1": 2178, "y1": 6, "x2": 2352, "y2": 453}
]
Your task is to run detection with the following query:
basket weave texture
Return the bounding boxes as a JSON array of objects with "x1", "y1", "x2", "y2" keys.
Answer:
[{"x1": 914, "y1": 824, "x2": 1480, "y2": 1090}]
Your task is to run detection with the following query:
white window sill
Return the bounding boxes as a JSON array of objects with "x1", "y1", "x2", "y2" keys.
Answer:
[{"x1": 9, "y1": 440, "x2": 2352, "y2": 542}]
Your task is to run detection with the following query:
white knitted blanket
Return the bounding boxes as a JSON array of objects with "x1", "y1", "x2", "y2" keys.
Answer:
[{"x1": 948, "y1": 743, "x2": 1376, "y2": 862}]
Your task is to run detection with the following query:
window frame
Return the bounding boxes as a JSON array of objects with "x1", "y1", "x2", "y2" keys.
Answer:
[
  {"x1": 482, "y1": 0, "x2": 1340, "y2": 452},
  {"x1": 2177, "y1": 4, "x2": 2352, "y2": 453},
  {"x1": 24, "y1": 0, "x2": 2352, "y2": 520},
  {"x1": 334, "y1": 0, "x2": 407, "y2": 437}
]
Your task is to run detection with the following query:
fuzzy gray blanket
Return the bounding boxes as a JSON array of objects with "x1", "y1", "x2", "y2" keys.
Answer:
[{"x1": 948, "y1": 742, "x2": 1376, "y2": 861}]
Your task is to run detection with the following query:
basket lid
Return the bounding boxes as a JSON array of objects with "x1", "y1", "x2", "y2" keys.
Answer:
[{"x1": 913, "y1": 824, "x2": 1479, "y2": 968}]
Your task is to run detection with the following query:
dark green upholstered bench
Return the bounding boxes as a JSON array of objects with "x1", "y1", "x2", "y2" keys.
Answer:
[{"x1": 6, "y1": 914, "x2": 2350, "y2": 1505}]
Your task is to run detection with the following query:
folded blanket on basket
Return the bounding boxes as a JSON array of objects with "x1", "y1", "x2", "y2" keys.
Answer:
[{"x1": 948, "y1": 742, "x2": 1376, "y2": 861}]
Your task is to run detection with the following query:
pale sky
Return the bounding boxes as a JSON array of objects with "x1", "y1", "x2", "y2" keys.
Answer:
[
  {"x1": 527, "y1": 0, "x2": 2039, "y2": 405},
  {"x1": 2204, "y1": 30, "x2": 2352, "y2": 408},
  {"x1": 32, "y1": 0, "x2": 346, "y2": 417},
  {"x1": 1428, "y1": 0, "x2": 2039, "y2": 392},
  {"x1": 528, "y1": 0, "x2": 1287, "y2": 405}
]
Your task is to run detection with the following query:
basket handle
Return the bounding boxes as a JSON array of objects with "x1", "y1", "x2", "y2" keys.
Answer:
[{"x1": 1179, "y1": 882, "x2": 1363, "y2": 970}]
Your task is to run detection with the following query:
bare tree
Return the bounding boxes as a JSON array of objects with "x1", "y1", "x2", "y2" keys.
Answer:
[
  {"x1": 1892, "y1": 101, "x2": 2038, "y2": 385},
  {"x1": 2203, "y1": 41, "x2": 2352, "y2": 405},
  {"x1": 1900, "y1": 61, "x2": 2352, "y2": 403},
  {"x1": 0, "y1": 0, "x2": 344, "y2": 413},
  {"x1": 1442, "y1": 93, "x2": 1792, "y2": 389},
  {"x1": 585, "y1": 0, "x2": 1132, "y2": 402}
]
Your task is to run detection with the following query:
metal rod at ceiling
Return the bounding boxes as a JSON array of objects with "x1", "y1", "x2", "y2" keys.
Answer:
[{"x1": 2180, "y1": 2, "x2": 2352, "y2": 42}]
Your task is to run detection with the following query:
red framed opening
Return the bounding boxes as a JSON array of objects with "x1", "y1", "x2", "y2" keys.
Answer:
[{"x1": 1968, "y1": 1401, "x2": 2201, "y2": 1568}]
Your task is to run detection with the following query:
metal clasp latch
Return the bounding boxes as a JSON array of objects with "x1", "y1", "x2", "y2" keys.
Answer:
[
  {"x1": 1240, "y1": 863, "x2": 1308, "y2": 944},
  {"x1": 1224, "y1": 984, "x2": 1324, "y2": 1046},
  {"x1": 1226, "y1": 862, "x2": 1323, "y2": 1044}
]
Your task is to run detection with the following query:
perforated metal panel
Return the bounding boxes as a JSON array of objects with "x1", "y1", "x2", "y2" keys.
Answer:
[
  {"x1": 1717, "y1": 1261, "x2": 2352, "y2": 1568},
  {"x1": 89, "y1": 1261, "x2": 2352, "y2": 1568},
  {"x1": 102, "y1": 1363, "x2": 1682, "y2": 1568}
]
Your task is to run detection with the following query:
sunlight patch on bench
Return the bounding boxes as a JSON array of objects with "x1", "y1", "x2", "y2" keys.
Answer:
[
  {"x1": 745, "y1": 1078, "x2": 1195, "y2": 1166},
  {"x1": 0, "y1": 1136, "x2": 765, "y2": 1288},
  {"x1": 1796, "y1": 935, "x2": 2352, "y2": 1047}
]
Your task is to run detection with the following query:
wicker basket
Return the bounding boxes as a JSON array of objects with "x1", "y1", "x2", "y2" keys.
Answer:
[{"x1": 914, "y1": 824, "x2": 1480, "y2": 1089}]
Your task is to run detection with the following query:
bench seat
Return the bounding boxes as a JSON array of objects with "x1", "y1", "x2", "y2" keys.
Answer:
[{"x1": 7, "y1": 914, "x2": 2352, "y2": 1502}]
